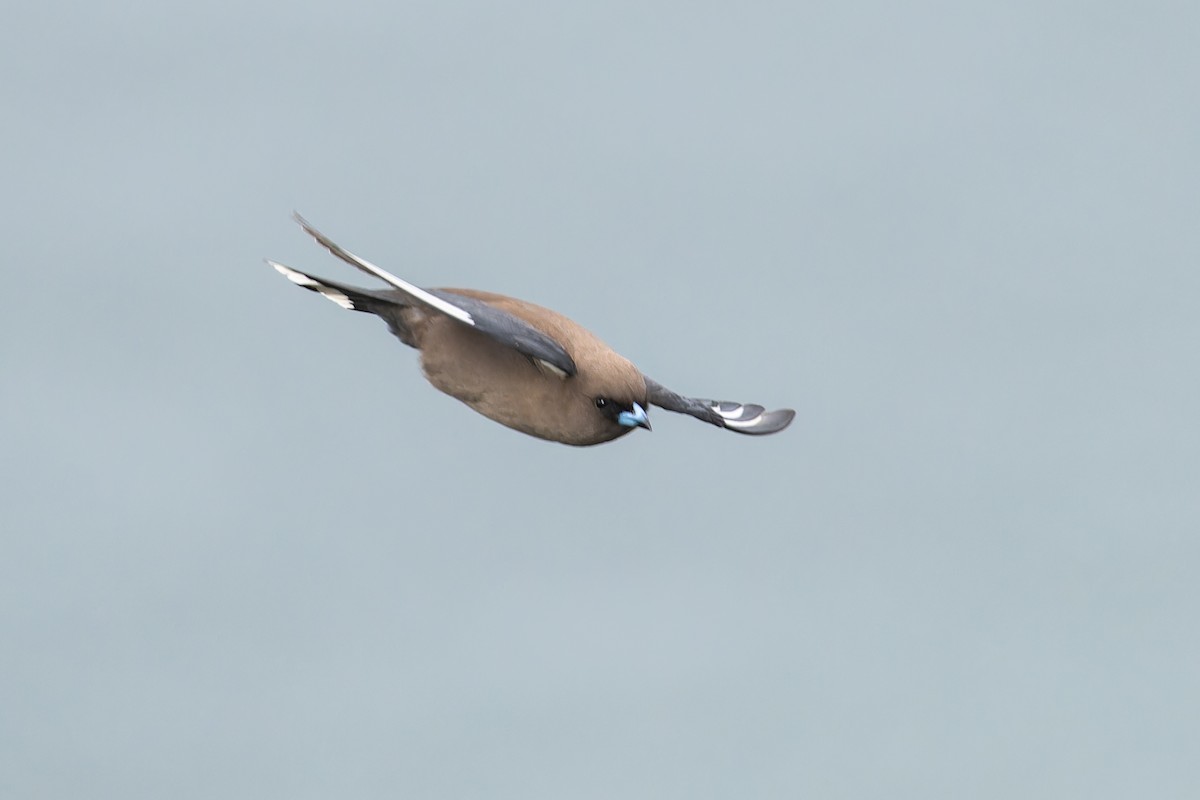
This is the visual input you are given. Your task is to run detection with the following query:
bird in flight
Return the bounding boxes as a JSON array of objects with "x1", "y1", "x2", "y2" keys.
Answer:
[{"x1": 267, "y1": 214, "x2": 794, "y2": 446}]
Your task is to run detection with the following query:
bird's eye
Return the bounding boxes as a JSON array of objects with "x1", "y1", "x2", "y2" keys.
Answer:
[{"x1": 594, "y1": 397, "x2": 608, "y2": 409}]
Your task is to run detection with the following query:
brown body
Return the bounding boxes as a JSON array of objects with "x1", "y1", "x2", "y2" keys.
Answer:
[{"x1": 406, "y1": 290, "x2": 647, "y2": 445}]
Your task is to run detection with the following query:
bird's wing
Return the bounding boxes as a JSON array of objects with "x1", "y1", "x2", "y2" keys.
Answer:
[
  {"x1": 643, "y1": 376, "x2": 795, "y2": 435},
  {"x1": 292, "y1": 213, "x2": 577, "y2": 377},
  {"x1": 424, "y1": 289, "x2": 577, "y2": 377}
]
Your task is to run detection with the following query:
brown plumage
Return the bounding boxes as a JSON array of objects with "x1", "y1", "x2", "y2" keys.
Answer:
[
  {"x1": 268, "y1": 214, "x2": 794, "y2": 446},
  {"x1": 405, "y1": 290, "x2": 647, "y2": 445}
]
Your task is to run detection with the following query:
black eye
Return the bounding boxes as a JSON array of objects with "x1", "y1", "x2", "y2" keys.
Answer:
[{"x1": 594, "y1": 397, "x2": 608, "y2": 409}]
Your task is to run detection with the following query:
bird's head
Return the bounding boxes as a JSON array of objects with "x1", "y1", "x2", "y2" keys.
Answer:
[
  {"x1": 562, "y1": 356, "x2": 652, "y2": 445},
  {"x1": 594, "y1": 396, "x2": 652, "y2": 431}
]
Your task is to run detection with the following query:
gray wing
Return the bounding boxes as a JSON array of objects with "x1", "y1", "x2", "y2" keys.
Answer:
[
  {"x1": 644, "y1": 376, "x2": 795, "y2": 435},
  {"x1": 427, "y1": 289, "x2": 576, "y2": 377},
  {"x1": 291, "y1": 213, "x2": 577, "y2": 377}
]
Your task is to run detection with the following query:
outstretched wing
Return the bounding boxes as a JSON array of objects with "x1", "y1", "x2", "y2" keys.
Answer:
[
  {"x1": 643, "y1": 376, "x2": 794, "y2": 435},
  {"x1": 289, "y1": 213, "x2": 577, "y2": 377}
]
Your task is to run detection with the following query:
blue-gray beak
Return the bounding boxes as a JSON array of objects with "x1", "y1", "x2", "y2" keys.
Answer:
[{"x1": 617, "y1": 402, "x2": 652, "y2": 431}]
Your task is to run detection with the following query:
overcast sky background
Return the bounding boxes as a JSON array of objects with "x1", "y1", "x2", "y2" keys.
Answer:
[{"x1": 3, "y1": 1, "x2": 1198, "y2": 797}]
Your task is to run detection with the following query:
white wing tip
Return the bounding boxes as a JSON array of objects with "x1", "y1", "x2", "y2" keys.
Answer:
[
  {"x1": 267, "y1": 260, "x2": 301, "y2": 281},
  {"x1": 710, "y1": 402, "x2": 795, "y2": 434},
  {"x1": 287, "y1": 217, "x2": 476, "y2": 327},
  {"x1": 267, "y1": 260, "x2": 355, "y2": 310}
]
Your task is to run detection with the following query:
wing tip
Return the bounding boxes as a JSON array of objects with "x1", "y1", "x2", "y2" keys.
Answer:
[
  {"x1": 754, "y1": 407, "x2": 795, "y2": 435},
  {"x1": 265, "y1": 258, "x2": 358, "y2": 309},
  {"x1": 284, "y1": 214, "x2": 477, "y2": 327},
  {"x1": 266, "y1": 258, "x2": 303, "y2": 282},
  {"x1": 717, "y1": 404, "x2": 795, "y2": 435}
]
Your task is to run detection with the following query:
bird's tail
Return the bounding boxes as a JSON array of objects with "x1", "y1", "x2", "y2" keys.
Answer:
[{"x1": 266, "y1": 260, "x2": 396, "y2": 314}]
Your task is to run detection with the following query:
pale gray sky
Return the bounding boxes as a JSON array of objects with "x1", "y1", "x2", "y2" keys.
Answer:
[{"x1": 3, "y1": 1, "x2": 1198, "y2": 797}]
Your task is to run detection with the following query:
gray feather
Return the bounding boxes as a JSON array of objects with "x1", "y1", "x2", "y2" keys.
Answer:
[
  {"x1": 644, "y1": 376, "x2": 795, "y2": 436},
  {"x1": 430, "y1": 290, "x2": 577, "y2": 378}
]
